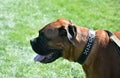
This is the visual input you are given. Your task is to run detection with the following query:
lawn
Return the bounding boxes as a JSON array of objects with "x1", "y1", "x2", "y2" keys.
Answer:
[{"x1": 0, "y1": 0, "x2": 120, "y2": 78}]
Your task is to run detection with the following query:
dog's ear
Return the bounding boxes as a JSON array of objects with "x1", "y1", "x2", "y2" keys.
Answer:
[
  {"x1": 58, "y1": 25, "x2": 77, "y2": 44},
  {"x1": 67, "y1": 25, "x2": 77, "y2": 44}
]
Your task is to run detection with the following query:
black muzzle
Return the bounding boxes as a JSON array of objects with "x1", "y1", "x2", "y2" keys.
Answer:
[{"x1": 30, "y1": 32, "x2": 62, "y2": 55}]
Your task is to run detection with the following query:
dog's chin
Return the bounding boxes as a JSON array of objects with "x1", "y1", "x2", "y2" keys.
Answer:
[{"x1": 34, "y1": 52, "x2": 62, "y2": 63}]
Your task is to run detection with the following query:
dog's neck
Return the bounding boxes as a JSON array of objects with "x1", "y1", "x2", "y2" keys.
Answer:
[
  {"x1": 78, "y1": 29, "x2": 110, "y2": 66},
  {"x1": 74, "y1": 27, "x2": 109, "y2": 64}
]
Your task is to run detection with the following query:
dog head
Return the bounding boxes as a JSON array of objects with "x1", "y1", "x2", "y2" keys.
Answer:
[{"x1": 30, "y1": 18, "x2": 78, "y2": 63}]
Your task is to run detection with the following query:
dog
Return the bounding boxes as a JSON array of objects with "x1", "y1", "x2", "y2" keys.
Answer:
[{"x1": 30, "y1": 18, "x2": 120, "y2": 78}]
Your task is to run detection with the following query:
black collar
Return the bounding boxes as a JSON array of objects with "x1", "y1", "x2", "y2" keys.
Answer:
[{"x1": 77, "y1": 30, "x2": 95, "y2": 64}]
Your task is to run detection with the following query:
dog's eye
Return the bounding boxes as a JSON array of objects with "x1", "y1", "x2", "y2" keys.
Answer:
[{"x1": 58, "y1": 26, "x2": 67, "y2": 36}]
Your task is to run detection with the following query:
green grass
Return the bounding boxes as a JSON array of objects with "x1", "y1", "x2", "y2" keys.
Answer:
[{"x1": 0, "y1": 0, "x2": 120, "y2": 78}]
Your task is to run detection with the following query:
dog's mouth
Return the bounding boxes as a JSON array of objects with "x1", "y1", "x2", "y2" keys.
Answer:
[
  {"x1": 34, "y1": 51, "x2": 62, "y2": 63},
  {"x1": 30, "y1": 35, "x2": 62, "y2": 63},
  {"x1": 30, "y1": 41, "x2": 62, "y2": 63}
]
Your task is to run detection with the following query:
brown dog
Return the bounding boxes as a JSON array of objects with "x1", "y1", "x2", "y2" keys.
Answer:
[{"x1": 30, "y1": 18, "x2": 120, "y2": 78}]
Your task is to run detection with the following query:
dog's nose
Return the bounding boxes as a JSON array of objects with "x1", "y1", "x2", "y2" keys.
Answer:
[
  {"x1": 30, "y1": 38, "x2": 37, "y2": 46},
  {"x1": 30, "y1": 38, "x2": 36, "y2": 42}
]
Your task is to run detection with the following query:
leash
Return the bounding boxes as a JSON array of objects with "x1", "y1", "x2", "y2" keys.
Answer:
[
  {"x1": 105, "y1": 30, "x2": 120, "y2": 47},
  {"x1": 105, "y1": 30, "x2": 120, "y2": 55},
  {"x1": 77, "y1": 30, "x2": 95, "y2": 64}
]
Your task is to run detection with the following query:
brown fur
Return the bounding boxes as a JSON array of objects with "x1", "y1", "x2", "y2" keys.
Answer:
[{"x1": 41, "y1": 18, "x2": 120, "y2": 78}]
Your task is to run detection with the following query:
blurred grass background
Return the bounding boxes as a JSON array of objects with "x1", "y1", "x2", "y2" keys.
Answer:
[{"x1": 0, "y1": 0, "x2": 120, "y2": 78}]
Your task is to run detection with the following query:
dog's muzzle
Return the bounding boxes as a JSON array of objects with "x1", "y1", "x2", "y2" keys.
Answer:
[
  {"x1": 30, "y1": 32, "x2": 62, "y2": 56},
  {"x1": 30, "y1": 32, "x2": 63, "y2": 63}
]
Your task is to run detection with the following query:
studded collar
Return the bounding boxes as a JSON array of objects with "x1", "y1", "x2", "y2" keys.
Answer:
[{"x1": 77, "y1": 30, "x2": 96, "y2": 64}]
